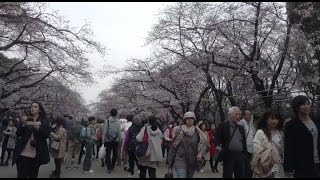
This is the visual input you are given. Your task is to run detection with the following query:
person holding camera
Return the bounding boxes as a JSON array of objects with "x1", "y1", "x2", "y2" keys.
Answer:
[{"x1": 12, "y1": 102, "x2": 51, "y2": 178}]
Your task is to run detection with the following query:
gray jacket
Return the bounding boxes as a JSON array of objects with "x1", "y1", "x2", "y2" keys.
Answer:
[
  {"x1": 168, "y1": 126, "x2": 207, "y2": 172},
  {"x1": 102, "y1": 116, "x2": 121, "y2": 143}
]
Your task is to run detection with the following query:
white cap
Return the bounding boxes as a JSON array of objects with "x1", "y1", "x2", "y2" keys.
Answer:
[{"x1": 183, "y1": 112, "x2": 196, "y2": 120}]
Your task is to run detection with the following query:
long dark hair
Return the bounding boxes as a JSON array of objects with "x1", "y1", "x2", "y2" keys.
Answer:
[
  {"x1": 31, "y1": 101, "x2": 47, "y2": 122},
  {"x1": 257, "y1": 111, "x2": 284, "y2": 141}
]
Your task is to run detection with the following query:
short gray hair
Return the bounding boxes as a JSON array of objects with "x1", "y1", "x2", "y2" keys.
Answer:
[{"x1": 228, "y1": 106, "x2": 241, "y2": 115}]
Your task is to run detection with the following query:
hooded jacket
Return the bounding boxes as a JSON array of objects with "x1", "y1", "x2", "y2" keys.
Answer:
[{"x1": 136, "y1": 126, "x2": 163, "y2": 168}]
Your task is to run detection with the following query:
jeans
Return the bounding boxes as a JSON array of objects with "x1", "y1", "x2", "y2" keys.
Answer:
[
  {"x1": 82, "y1": 142, "x2": 93, "y2": 171},
  {"x1": 175, "y1": 168, "x2": 195, "y2": 178},
  {"x1": 105, "y1": 141, "x2": 119, "y2": 171}
]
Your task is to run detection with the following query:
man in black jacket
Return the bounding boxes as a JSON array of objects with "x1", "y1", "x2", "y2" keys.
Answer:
[
  {"x1": 215, "y1": 106, "x2": 247, "y2": 178},
  {"x1": 284, "y1": 95, "x2": 320, "y2": 178}
]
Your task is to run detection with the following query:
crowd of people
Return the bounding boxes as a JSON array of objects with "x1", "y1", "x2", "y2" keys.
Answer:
[{"x1": 0, "y1": 94, "x2": 319, "y2": 178}]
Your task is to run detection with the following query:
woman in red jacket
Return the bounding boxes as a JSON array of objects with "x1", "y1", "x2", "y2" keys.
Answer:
[{"x1": 208, "y1": 124, "x2": 217, "y2": 173}]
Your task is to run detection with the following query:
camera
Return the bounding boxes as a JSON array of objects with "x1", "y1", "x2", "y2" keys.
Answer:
[
  {"x1": 30, "y1": 140, "x2": 37, "y2": 147},
  {"x1": 27, "y1": 116, "x2": 34, "y2": 121}
]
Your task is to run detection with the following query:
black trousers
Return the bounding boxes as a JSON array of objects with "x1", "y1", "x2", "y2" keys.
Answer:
[
  {"x1": 222, "y1": 151, "x2": 246, "y2": 178},
  {"x1": 54, "y1": 158, "x2": 62, "y2": 175},
  {"x1": 128, "y1": 149, "x2": 140, "y2": 175},
  {"x1": 210, "y1": 157, "x2": 214, "y2": 171},
  {"x1": 104, "y1": 141, "x2": 118, "y2": 171},
  {"x1": 139, "y1": 165, "x2": 156, "y2": 178},
  {"x1": 78, "y1": 142, "x2": 85, "y2": 163},
  {"x1": 161, "y1": 141, "x2": 166, "y2": 158},
  {"x1": 96, "y1": 139, "x2": 102, "y2": 159},
  {"x1": 244, "y1": 152, "x2": 253, "y2": 178},
  {"x1": 16, "y1": 156, "x2": 40, "y2": 178}
]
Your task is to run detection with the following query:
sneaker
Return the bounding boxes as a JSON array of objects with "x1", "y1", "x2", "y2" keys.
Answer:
[
  {"x1": 138, "y1": 170, "x2": 140, "y2": 174},
  {"x1": 128, "y1": 174, "x2": 134, "y2": 178},
  {"x1": 88, "y1": 170, "x2": 94, "y2": 173},
  {"x1": 200, "y1": 169, "x2": 204, "y2": 173}
]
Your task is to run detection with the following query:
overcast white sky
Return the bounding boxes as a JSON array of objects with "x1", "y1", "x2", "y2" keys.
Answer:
[{"x1": 47, "y1": 2, "x2": 171, "y2": 105}]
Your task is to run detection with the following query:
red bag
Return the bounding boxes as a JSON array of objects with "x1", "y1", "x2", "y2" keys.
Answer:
[
  {"x1": 142, "y1": 128, "x2": 149, "y2": 142},
  {"x1": 96, "y1": 127, "x2": 102, "y2": 140}
]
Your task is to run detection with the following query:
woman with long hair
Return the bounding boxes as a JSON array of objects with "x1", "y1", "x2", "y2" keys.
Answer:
[
  {"x1": 199, "y1": 122, "x2": 210, "y2": 173},
  {"x1": 136, "y1": 115, "x2": 163, "y2": 178},
  {"x1": 12, "y1": 101, "x2": 51, "y2": 178},
  {"x1": 252, "y1": 111, "x2": 284, "y2": 178},
  {"x1": 49, "y1": 116, "x2": 67, "y2": 178}
]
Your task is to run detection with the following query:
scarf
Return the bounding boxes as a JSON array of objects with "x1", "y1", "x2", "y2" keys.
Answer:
[
  {"x1": 168, "y1": 128, "x2": 173, "y2": 139},
  {"x1": 172, "y1": 125, "x2": 209, "y2": 153}
]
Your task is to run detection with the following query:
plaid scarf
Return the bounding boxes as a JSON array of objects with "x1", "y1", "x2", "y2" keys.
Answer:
[{"x1": 172, "y1": 125, "x2": 208, "y2": 153}]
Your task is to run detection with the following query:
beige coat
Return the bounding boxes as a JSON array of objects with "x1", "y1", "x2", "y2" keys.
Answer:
[{"x1": 51, "y1": 126, "x2": 67, "y2": 159}]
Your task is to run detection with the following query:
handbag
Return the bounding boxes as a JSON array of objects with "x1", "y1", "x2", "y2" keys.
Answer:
[
  {"x1": 135, "y1": 127, "x2": 149, "y2": 157},
  {"x1": 49, "y1": 127, "x2": 61, "y2": 152},
  {"x1": 50, "y1": 140, "x2": 60, "y2": 152},
  {"x1": 219, "y1": 125, "x2": 238, "y2": 162},
  {"x1": 98, "y1": 144, "x2": 106, "y2": 159}
]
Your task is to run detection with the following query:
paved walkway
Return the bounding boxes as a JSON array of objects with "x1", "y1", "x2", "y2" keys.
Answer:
[{"x1": 0, "y1": 156, "x2": 223, "y2": 178}]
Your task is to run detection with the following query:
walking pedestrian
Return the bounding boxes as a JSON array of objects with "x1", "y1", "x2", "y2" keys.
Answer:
[
  {"x1": 163, "y1": 122, "x2": 174, "y2": 164},
  {"x1": 136, "y1": 115, "x2": 163, "y2": 178},
  {"x1": 238, "y1": 110, "x2": 256, "y2": 178},
  {"x1": 208, "y1": 124, "x2": 218, "y2": 173},
  {"x1": 123, "y1": 115, "x2": 142, "y2": 177},
  {"x1": 102, "y1": 108, "x2": 121, "y2": 174},
  {"x1": 252, "y1": 111, "x2": 284, "y2": 178},
  {"x1": 0, "y1": 117, "x2": 17, "y2": 166},
  {"x1": 80, "y1": 117, "x2": 96, "y2": 173},
  {"x1": 215, "y1": 106, "x2": 247, "y2": 178},
  {"x1": 168, "y1": 111, "x2": 209, "y2": 178},
  {"x1": 65, "y1": 118, "x2": 82, "y2": 169},
  {"x1": 284, "y1": 95, "x2": 320, "y2": 178},
  {"x1": 199, "y1": 122, "x2": 210, "y2": 173}
]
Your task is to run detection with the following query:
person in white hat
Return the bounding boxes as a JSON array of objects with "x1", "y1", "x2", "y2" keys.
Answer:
[{"x1": 167, "y1": 111, "x2": 209, "y2": 178}]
